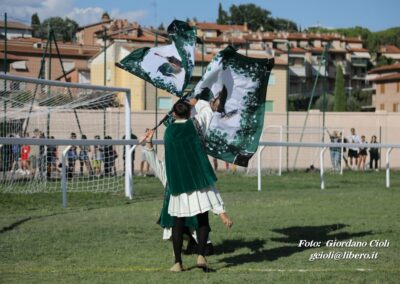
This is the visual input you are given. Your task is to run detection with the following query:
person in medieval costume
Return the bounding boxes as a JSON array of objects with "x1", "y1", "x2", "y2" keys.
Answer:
[
  {"x1": 140, "y1": 128, "x2": 232, "y2": 258},
  {"x1": 160, "y1": 98, "x2": 232, "y2": 272}
]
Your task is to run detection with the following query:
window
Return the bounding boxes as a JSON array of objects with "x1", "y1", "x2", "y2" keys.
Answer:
[
  {"x1": 393, "y1": 104, "x2": 399, "y2": 112},
  {"x1": 265, "y1": 100, "x2": 274, "y2": 112},
  {"x1": 380, "y1": 104, "x2": 385, "y2": 110},
  {"x1": 380, "y1": 84, "x2": 385, "y2": 94},
  {"x1": 268, "y1": 73, "x2": 276, "y2": 86},
  {"x1": 397, "y1": 82, "x2": 400, "y2": 93},
  {"x1": 158, "y1": 97, "x2": 172, "y2": 110}
]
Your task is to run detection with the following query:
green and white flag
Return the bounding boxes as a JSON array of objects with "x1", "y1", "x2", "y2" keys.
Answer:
[
  {"x1": 193, "y1": 46, "x2": 274, "y2": 167},
  {"x1": 116, "y1": 20, "x2": 196, "y2": 96}
]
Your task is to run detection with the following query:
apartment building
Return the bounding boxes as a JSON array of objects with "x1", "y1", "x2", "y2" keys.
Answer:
[
  {"x1": 368, "y1": 63, "x2": 400, "y2": 112},
  {"x1": 0, "y1": 37, "x2": 99, "y2": 83}
]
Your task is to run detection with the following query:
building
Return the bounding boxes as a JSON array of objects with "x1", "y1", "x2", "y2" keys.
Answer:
[
  {"x1": 368, "y1": 63, "x2": 400, "y2": 112},
  {"x1": 0, "y1": 37, "x2": 100, "y2": 83},
  {"x1": 0, "y1": 20, "x2": 32, "y2": 39},
  {"x1": 90, "y1": 40, "x2": 287, "y2": 112},
  {"x1": 195, "y1": 22, "x2": 372, "y2": 100},
  {"x1": 378, "y1": 45, "x2": 400, "y2": 63}
]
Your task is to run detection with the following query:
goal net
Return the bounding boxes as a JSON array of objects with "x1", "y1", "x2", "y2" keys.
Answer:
[{"x1": 0, "y1": 74, "x2": 132, "y2": 195}]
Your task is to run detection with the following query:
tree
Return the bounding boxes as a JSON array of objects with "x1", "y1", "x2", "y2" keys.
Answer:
[
  {"x1": 229, "y1": 4, "x2": 271, "y2": 31},
  {"x1": 333, "y1": 65, "x2": 346, "y2": 111},
  {"x1": 376, "y1": 56, "x2": 394, "y2": 67},
  {"x1": 313, "y1": 94, "x2": 334, "y2": 111},
  {"x1": 31, "y1": 13, "x2": 41, "y2": 38},
  {"x1": 38, "y1": 17, "x2": 79, "y2": 42},
  {"x1": 216, "y1": 2, "x2": 229, "y2": 25},
  {"x1": 272, "y1": 17, "x2": 298, "y2": 32},
  {"x1": 158, "y1": 23, "x2": 165, "y2": 31}
]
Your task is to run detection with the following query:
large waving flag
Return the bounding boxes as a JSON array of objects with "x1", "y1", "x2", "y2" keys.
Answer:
[
  {"x1": 193, "y1": 46, "x2": 274, "y2": 167},
  {"x1": 116, "y1": 20, "x2": 196, "y2": 96}
]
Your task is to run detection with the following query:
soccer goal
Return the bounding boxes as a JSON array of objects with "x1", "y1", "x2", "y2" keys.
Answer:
[{"x1": 0, "y1": 73, "x2": 133, "y2": 199}]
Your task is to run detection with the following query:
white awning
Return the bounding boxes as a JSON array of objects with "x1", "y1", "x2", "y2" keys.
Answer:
[
  {"x1": 352, "y1": 52, "x2": 371, "y2": 59},
  {"x1": 11, "y1": 61, "x2": 27, "y2": 70}
]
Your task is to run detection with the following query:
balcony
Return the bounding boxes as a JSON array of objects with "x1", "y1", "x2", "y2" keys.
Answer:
[{"x1": 351, "y1": 58, "x2": 368, "y2": 67}]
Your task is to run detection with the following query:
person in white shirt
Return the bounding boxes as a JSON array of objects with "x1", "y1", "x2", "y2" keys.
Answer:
[{"x1": 347, "y1": 128, "x2": 361, "y2": 170}]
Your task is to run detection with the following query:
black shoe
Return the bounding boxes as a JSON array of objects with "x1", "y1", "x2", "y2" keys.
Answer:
[{"x1": 204, "y1": 243, "x2": 214, "y2": 256}]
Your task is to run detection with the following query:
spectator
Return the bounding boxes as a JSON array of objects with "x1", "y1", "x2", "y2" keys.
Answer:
[
  {"x1": 104, "y1": 136, "x2": 114, "y2": 176},
  {"x1": 38, "y1": 132, "x2": 46, "y2": 179},
  {"x1": 347, "y1": 128, "x2": 361, "y2": 170},
  {"x1": 67, "y1": 132, "x2": 78, "y2": 179},
  {"x1": 358, "y1": 135, "x2": 368, "y2": 171},
  {"x1": 20, "y1": 141, "x2": 31, "y2": 175},
  {"x1": 29, "y1": 129, "x2": 41, "y2": 177},
  {"x1": 79, "y1": 134, "x2": 93, "y2": 176},
  {"x1": 369, "y1": 135, "x2": 380, "y2": 171},
  {"x1": 46, "y1": 136, "x2": 59, "y2": 179},
  {"x1": 112, "y1": 148, "x2": 118, "y2": 176},
  {"x1": 327, "y1": 130, "x2": 341, "y2": 172},
  {"x1": 11, "y1": 134, "x2": 21, "y2": 172},
  {"x1": 92, "y1": 135, "x2": 104, "y2": 177}
]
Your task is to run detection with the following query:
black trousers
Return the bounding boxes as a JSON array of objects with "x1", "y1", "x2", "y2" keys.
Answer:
[{"x1": 172, "y1": 211, "x2": 210, "y2": 264}]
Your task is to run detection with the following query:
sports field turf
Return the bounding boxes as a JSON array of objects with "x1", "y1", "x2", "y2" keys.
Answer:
[{"x1": 0, "y1": 171, "x2": 399, "y2": 283}]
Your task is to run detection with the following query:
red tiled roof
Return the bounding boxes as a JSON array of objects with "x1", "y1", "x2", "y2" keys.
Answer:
[
  {"x1": 0, "y1": 43, "x2": 99, "y2": 58},
  {"x1": 0, "y1": 20, "x2": 32, "y2": 30},
  {"x1": 369, "y1": 73, "x2": 400, "y2": 82},
  {"x1": 349, "y1": 48, "x2": 369, "y2": 53},
  {"x1": 109, "y1": 34, "x2": 167, "y2": 43},
  {"x1": 368, "y1": 63, "x2": 400, "y2": 74},
  {"x1": 77, "y1": 19, "x2": 113, "y2": 31},
  {"x1": 204, "y1": 37, "x2": 246, "y2": 44},
  {"x1": 290, "y1": 47, "x2": 306, "y2": 54},
  {"x1": 195, "y1": 52, "x2": 214, "y2": 63},
  {"x1": 196, "y1": 22, "x2": 246, "y2": 32},
  {"x1": 345, "y1": 37, "x2": 363, "y2": 43},
  {"x1": 379, "y1": 45, "x2": 400, "y2": 54},
  {"x1": 310, "y1": 47, "x2": 324, "y2": 53},
  {"x1": 287, "y1": 33, "x2": 308, "y2": 40}
]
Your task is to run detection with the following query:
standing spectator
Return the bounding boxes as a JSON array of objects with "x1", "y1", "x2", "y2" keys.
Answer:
[
  {"x1": 79, "y1": 134, "x2": 93, "y2": 176},
  {"x1": 67, "y1": 132, "x2": 78, "y2": 179},
  {"x1": 46, "y1": 136, "x2": 59, "y2": 179},
  {"x1": 112, "y1": 148, "x2": 118, "y2": 176},
  {"x1": 104, "y1": 136, "x2": 114, "y2": 176},
  {"x1": 20, "y1": 142, "x2": 31, "y2": 175},
  {"x1": 11, "y1": 135, "x2": 21, "y2": 172},
  {"x1": 92, "y1": 135, "x2": 104, "y2": 177},
  {"x1": 327, "y1": 130, "x2": 341, "y2": 172},
  {"x1": 122, "y1": 131, "x2": 137, "y2": 176},
  {"x1": 358, "y1": 135, "x2": 368, "y2": 171},
  {"x1": 347, "y1": 128, "x2": 361, "y2": 170},
  {"x1": 369, "y1": 135, "x2": 380, "y2": 171},
  {"x1": 38, "y1": 132, "x2": 46, "y2": 179},
  {"x1": 29, "y1": 129, "x2": 41, "y2": 177}
]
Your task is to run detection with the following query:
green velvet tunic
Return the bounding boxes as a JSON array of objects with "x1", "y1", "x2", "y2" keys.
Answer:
[{"x1": 164, "y1": 119, "x2": 217, "y2": 195}]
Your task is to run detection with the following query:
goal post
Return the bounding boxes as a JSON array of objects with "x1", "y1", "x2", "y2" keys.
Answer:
[{"x1": 0, "y1": 73, "x2": 133, "y2": 198}]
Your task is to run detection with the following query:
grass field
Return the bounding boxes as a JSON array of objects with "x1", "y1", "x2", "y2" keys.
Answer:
[{"x1": 1, "y1": 171, "x2": 399, "y2": 283}]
